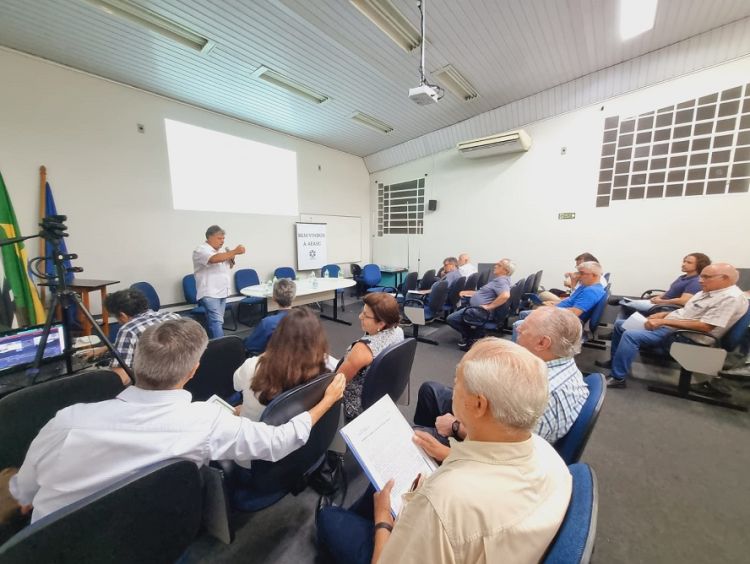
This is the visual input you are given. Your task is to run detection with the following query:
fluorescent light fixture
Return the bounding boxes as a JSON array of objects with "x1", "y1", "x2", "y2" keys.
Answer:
[
  {"x1": 85, "y1": 0, "x2": 215, "y2": 54},
  {"x1": 619, "y1": 0, "x2": 658, "y2": 40},
  {"x1": 433, "y1": 64, "x2": 479, "y2": 101},
  {"x1": 351, "y1": 112, "x2": 394, "y2": 134},
  {"x1": 251, "y1": 66, "x2": 329, "y2": 105},
  {"x1": 350, "y1": 0, "x2": 421, "y2": 52}
]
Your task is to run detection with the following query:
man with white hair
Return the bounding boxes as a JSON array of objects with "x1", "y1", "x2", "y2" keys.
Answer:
[
  {"x1": 317, "y1": 339, "x2": 571, "y2": 563},
  {"x1": 597, "y1": 262, "x2": 748, "y2": 388},
  {"x1": 457, "y1": 253, "x2": 477, "y2": 278},
  {"x1": 415, "y1": 307, "x2": 589, "y2": 445},
  {"x1": 2, "y1": 318, "x2": 346, "y2": 523},
  {"x1": 447, "y1": 258, "x2": 515, "y2": 350}
]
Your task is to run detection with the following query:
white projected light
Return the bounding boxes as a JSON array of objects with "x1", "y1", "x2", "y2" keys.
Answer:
[
  {"x1": 165, "y1": 119, "x2": 299, "y2": 216},
  {"x1": 619, "y1": 0, "x2": 657, "y2": 40}
]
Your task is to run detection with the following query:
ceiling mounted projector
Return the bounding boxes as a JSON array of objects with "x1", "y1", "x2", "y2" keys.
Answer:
[{"x1": 409, "y1": 84, "x2": 439, "y2": 105}]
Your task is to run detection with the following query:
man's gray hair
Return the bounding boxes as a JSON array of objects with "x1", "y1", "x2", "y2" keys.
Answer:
[
  {"x1": 533, "y1": 306, "x2": 582, "y2": 358},
  {"x1": 499, "y1": 258, "x2": 516, "y2": 276},
  {"x1": 133, "y1": 318, "x2": 208, "y2": 390},
  {"x1": 443, "y1": 256, "x2": 458, "y2": 267},
  {"x1": 459, "y1": 338, "x2": 548, "y2": 430},
  {"x1": 577, "y1": 261, "x2": 602, "y2": 275},
  {"x1": 205, "y1": 225, "x2": 225, "y2": 239},
  {"x1": 273, "y1": 278, "x2": 297, "y2": 308}
]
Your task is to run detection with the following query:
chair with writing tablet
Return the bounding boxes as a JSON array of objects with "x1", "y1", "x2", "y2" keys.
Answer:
[
  {"x1": 403, "y1": 281, "x2": 450, "y2": 346},
  {"x1": 541, "y1": 463, "x2": 598, "y2": 564},
  {"x1": 417, "y1": 269, "x2": 437, "y2": 291},
  {"x1": 0, "y1": 459, "x2": 202, "y2": 564}
]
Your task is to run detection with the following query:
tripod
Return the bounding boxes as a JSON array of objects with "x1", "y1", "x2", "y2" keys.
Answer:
[{"x1": 2, "y1": 216, "x2": 134, "y2": 385}]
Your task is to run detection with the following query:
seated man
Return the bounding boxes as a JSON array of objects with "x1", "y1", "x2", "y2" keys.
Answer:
[
  {"x1": 618, "y1": 252, "x2": 710, "y2": 316},
  {"x1": 415, "y1": 307, "x2": 589, "y2": 445},
  {"x1": 597, "y1": 263, "x2": 748, "y2": 388},
  {"x1": 317, "y1": 338, "x2": 571, "y2": 563},
  {"x1": 85, "y1": 288, "x2": 182, "y2": 383},
  {"x1": 513, "y1": 261, "x2": 606, "y2": 341},
  {"x1": 1, "y1": 318, "x2": 345, "y2": 524},
  {"x1": 244, "y1": 278, "x2": 296, "y2": 355},
  {"x1": 457, "y1": 253, "x2": 478, "y2": 277},
  {"x1": 538, "y1": 252, "x2": 603, "y2": 303},
  {"x1": 446, "y1": 259, "x2": 514, "y2": 350},
  {"x1": 439, "y1": 256, "x2": 462, "y2": 287}
]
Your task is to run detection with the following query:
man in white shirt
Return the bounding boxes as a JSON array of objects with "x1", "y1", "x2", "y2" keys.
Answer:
[
  {"x1": 457, "y1": 253, "x2": 478, "y2": 278},
  {"x1": 2, "y1": 318, "x2": 345, "y2": 523},
  {"x1": 192, "y1": 225, "x2": 246, "y2": 338}
]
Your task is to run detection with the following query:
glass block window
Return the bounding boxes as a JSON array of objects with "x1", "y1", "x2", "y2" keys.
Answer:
[
  {"x1": 596, "y1": 83, "x2": 750, "y2": 207},
  {"x1": 377, "y1": 178, "x2": 425, "y2": 235}
]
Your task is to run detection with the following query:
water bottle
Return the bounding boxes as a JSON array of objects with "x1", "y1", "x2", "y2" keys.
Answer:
[
  {"x1": 323, "y1": 269, "x2": 330, "y2": 279},
  {"x1": 338, "y1": 269, "x2": 344, "y2": 279},
  {"x1": 311, "y1": 270, "x2": 318, "y2": 288}
]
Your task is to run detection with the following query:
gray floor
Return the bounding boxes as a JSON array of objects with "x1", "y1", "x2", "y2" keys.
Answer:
[{"x1": 183, "y1": 299, "x2": 750, "y2": 564}]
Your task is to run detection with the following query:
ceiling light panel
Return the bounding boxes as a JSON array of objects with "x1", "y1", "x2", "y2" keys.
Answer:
[
  {"x1": 433, "y1": 64, "x2": 479, "y2": 101},
  {"x1": 351, "y1": 112, "x2": 394, "y2": 134},
  {"x1": 85, "y1": 0, "x2": 215, "y2": 54},
  {"x1": 252, "y1": 66, "x2": 330, "y2": 104},
  {"x1": 619, "y1": 0, "x2": 658, "y2": 40},
  {"x1": 350, "y1": 0, "x2": 421, "y2": 52}
]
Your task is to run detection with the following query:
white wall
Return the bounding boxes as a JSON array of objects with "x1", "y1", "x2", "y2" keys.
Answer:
[
  {"x1": 371, "y1": 56, "x2": 750, "y2": 296},
  {"x1": 0, "y1": 49, "x2": 370, "y2": 309}
]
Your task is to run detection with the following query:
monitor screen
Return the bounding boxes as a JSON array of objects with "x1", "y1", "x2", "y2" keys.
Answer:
[{"x1": 0, "y1": 324, "x2": 66, "y2": 374}]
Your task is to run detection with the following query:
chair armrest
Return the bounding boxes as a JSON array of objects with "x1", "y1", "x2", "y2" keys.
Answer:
[
  {"x1": 461, "y1": 306, "x2": 490, "y2": 327},
  {"x1": 404, "y1": 298, "x2": 425, "y2": 308},
  {"x1": 646, "y1": 304, "x2": 679, "y2": 316},
  {"x1": 671, "y1": 330, "x2": 720, "y2": 348},
  {"x1": 641, "y1": 289, "x2": 665, "y2": 299}
]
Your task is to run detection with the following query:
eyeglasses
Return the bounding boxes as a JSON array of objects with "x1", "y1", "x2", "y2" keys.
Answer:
[
  {"x1": 699, "y1": 274, "x2": 725, "y2": 280},
  {"x1": 359, "y1": 309, "x2": 377, "y2": 320}
]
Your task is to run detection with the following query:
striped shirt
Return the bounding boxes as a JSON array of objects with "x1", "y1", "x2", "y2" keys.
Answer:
[
  {"x1": 110, "y1": 310, "x2": 183, "y2": 368},
  {"x1": 535, "y1": 357, "x2": 589, "y2": 443}
]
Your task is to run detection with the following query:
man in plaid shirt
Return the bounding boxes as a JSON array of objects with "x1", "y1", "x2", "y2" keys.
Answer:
[{"x1": 105, "y1": 289, "x2": 182, "y2": 382}]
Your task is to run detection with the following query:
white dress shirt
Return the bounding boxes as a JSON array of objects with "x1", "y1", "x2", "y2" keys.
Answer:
[
  {"x1": 458, "y1": 263, "x2": 478, "y2": 277},
  {"x1": 192, "y1": 242, "x2": 231, "y2": 300},
  {"x1": 10, "y1": 386, "x2": 311, "y2": 522}
]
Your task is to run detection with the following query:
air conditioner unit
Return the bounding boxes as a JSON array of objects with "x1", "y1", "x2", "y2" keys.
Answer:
[{"x1": 456, "y1": 129, "x2": 532, "y2": 159}]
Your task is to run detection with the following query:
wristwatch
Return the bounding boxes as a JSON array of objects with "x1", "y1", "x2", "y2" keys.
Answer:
[{"x1": 451, "y1": 419, "x2": 462, "y2": 439}]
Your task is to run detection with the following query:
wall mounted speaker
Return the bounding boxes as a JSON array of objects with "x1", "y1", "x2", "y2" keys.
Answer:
[{"x1": 428, "y1": 199, "x2": 437, "y2": 211}]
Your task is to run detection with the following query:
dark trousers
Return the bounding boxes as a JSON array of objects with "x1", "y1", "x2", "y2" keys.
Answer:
[
  {"x1": 317, "y1": 486, "x2": 375, "y2": 564},
  {"x1": 413, "y1": 380, "x2": 454, "y2": 427}
]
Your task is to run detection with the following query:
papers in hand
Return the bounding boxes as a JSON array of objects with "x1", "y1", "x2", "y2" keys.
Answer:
[
  {"x1": 622, "y1": 311, "x2": 647, "y2": 332},
  {"x1": 207, "y1": 394, "x2": 235, "y2": 414},
  {"x1": 340, "y1": 395, "x2": 437, "y2": 517}
]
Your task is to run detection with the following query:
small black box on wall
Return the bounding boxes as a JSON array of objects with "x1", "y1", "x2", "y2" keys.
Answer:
[{"x1": 427, "y1": 199, "x2": 437, "y2": 211}]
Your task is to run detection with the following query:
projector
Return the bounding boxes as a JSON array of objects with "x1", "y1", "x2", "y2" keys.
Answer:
[{"x1": 409, "y1": 84, "x2": 439, "y2": 105}]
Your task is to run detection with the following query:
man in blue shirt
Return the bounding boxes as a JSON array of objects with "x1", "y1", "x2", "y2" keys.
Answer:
[
  {"x1": 244, "y1": 278, "x2": 296, "y2": 355},
  {"x1": 446, "y1": 259, "x2": 514, "y2": 350},
  {"x1": 441, "y1": 257, "x2": 463, "y2": 287}
]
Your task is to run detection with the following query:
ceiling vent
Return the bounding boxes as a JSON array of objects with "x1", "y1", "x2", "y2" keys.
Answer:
[{"x1": 457, "y1": 130, "x2": 531, "y2": 159}]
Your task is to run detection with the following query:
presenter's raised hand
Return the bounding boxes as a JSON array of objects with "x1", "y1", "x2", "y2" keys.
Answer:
[{"x1": 233, "y1": 244, "x2": 246, "y2": 255}]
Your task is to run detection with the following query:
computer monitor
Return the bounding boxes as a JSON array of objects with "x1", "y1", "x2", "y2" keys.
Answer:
[{"x1": 0, "y1": 324, "x2": 67, "y2": 375}]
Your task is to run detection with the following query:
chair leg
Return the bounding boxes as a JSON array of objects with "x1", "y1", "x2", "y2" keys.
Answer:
[
  {"x1": 411, "y1": 324, "x2": 438, "y2": 346},
  {"x1": 222, "y1": 303, "x2": 238, "y2": 332},
  {"x1": 648, "y1": 368, "x2": 748, "y2": 412}
]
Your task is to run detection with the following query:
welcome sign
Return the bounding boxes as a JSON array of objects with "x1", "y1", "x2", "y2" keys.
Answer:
[{"x1": 295, "y1": 222, "x2": 327, "y2": 270}]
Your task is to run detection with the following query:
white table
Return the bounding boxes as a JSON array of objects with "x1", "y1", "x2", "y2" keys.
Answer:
[{"x1": 240, "y1": 277, "x2": 356, "y2": 325}]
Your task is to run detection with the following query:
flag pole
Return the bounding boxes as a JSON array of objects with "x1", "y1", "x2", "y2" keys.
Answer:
[{"x1": 39, "y1": 165, "x2": 47, "y2": 301}]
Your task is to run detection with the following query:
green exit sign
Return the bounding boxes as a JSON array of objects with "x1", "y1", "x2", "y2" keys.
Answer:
[{"x1": 558, "y1": 212, "x2": 576, "y2": 220}]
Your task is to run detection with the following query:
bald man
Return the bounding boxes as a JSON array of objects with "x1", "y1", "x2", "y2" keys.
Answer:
[
  {"x1": 457, "y1": 253, "x2": 478, "y2": 278},
  {"x1": 599, "y1": 263, "x2": 748, "y2": 388}
]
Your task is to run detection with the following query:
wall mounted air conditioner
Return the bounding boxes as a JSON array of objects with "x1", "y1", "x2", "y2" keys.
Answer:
[{"x1": 456, "y1": 129, "x2": 531, "y2": 158}]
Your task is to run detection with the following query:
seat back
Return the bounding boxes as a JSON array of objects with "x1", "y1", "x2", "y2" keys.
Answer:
[
  {"x1": 0, "y1": 459, "x2": 202, "y2": 564},
  {"x1": 531, "y1": 270, "x2": 543, "y2": 294},
  {"x1": 249, "y1": 373, "x2": 342, "y2": 494},
  {"x1": 361, "y1": 338, "x2": 417, "y2": 410},
  {"x1": 0, "y1": 370, "x2": 125, "y2": 469},
  {"x1": 418, "y1": 269, "x2": 437, "y2": 290},
  {"x1": 426, "y1": 280, "x2": 450, "y2": 318},
  {"x1": 400, "y1": 271, "x2": 419, "y2": 294},
  {"x1": 542, "y1": 463, "x2": 598, "y2": 564},
  {"x1": 234, "y1": 268, "x2": 260, "y2": 291},
  {"x1": 554, "y1": 373, "x2": 606, "y2": 465},
  {"x1": 476, "y1": 269, "x2": 490, "y2": 289},
  {"x1": 464, "y1": 272, "x2": 479, "y2": 291},
  {"x1": 321, "y1": 264, "x2": 340, "y2": 277},
  {"x1": 584, "y1": 287, "x2": 610, "y2": 338},
  {"x1": 508, "y1": 279, "x2": 526, "y2": 316},
  {"x1": 720, "y1": 301, "x2": 750, "y2": 350},
  {"x1": 523, "y1": 274, "x2": 535, "y2": 295},
  {"x1": 182, "y1": 274, "x2": 198, "y2": 304},
  {"x1": 129, "y1": 282, "x2": 160, "y2": 311},
  {"x1": 274, "y1": 266, "x2": 296, "y2": 280},
  {"x1": 350, "y1": 264, "x2": 362, "y2": 277},
  {"x1": 445, "y1": 277, "x2": 467, "y2": 310},
  {"x1": 362, "y1": 264, "x2": 382, "y2": 286},
  {"x1": 185, "y1": 336, "x2": 247, "y2": 401}
]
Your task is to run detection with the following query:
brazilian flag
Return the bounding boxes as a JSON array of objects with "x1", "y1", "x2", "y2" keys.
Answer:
[{"x1": 0, "y1": 171, "x2": 45, "y2": 328}]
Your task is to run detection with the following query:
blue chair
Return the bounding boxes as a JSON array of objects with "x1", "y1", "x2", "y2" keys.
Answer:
[
  {"x1": 648, "y1": 302, "x2": 750, "y2": 411},
  {"x1": 554, "y1": 373, "x2": 606, "y2": 465},
  {"x1": 462, "y1": 279, "x2": 524, "y2": 337},
  {"x1": 230, "y1": 372, "x2": 342, "y2": 511},
  {"x1": 354, "y1": 263, "x2": 382, "y2": 294},
  {"x1": 542, "y1": 463, "x2": 598, "y2": 564},
  {"x1": 129, "y1": 281, "x2": 160, "y2": 311},
  {"x1": 0, "y1": 459, "x2": 202, "y2": 564},
  {"x1": 443, "y1": 276, "x2": 467, "y2": 315},
  {"x1": 183, "y1": 274, "x2": 237, "y2": 332},
  {"x1": 234, "y1": 268, "x2": 265, "y2": 326},
  {"x1": 403, "y1": 280, "x2": 450, "y2": 345},
  {"x1": 274, "y1": 266, "x2": 296, "y2": 280},
  {"x1": 322, "y1": 264, "x2": 346, "y2": 311},
  {"x1": 582, "y1": 286, "x2": 611, "y2": 350}
]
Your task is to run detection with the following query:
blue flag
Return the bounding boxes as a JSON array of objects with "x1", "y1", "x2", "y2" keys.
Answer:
[{"x1": 44, "y1": 182, "x2": 74, "y2": 283}]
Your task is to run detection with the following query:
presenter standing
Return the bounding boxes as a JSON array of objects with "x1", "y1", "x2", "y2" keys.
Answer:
[{"x1": 193, "y1": 225, "x2": 245, "y2": 338}]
